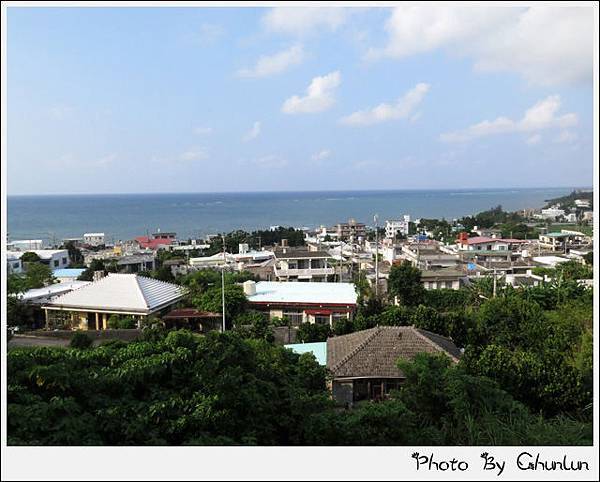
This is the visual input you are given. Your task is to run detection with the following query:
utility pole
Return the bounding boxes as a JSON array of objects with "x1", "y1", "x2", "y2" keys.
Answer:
[
  {"x1": 374, "y1": 214, "x2": 379, "y2": 297},
  {"x1": 221, "y1": 235, "x2": 226, "y2": 333},
  {"x1": 492, "y1": 268, "x2": 497, "y2": 298}
]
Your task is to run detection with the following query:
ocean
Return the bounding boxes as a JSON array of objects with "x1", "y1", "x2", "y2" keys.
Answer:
[{"x1": 7, "y1": 187, "x2": 575, "y2": 244}]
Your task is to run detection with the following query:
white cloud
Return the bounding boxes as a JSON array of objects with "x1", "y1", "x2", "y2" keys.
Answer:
[
  {"x1": 194, "y1": 126, "x2": 213, "y2": 135},
  {"x1": 340, "y1": 83, "x2": 430, "y2": 126},
  {"x1": 92, "y1": 153, "x2": 117, "y2": 167},
  {"x1": 242, "y1": 121, "x2": 261, "y2": 142},
  {"x1": 440, "y1": 95, "x2": 578, "y2": 143},
  {"x1": 237, "y1": 44, "x2": 305, "y2": 78},
  {"x1": 311, "y1": 149, "x2": 332, "y2": 162},
  {"x1": 179, "y1": 147, "x2": 208, "y2": 162},
  {"x1": 526, "y1": 134, "x2": 542, "y2": 145},
  {"x1": 352, "y1": 160, "x2": 379, "y2": 170},
  {"x1": 368, "y1": 6, "x2": 593, "y2": 86},
  {"x1": 254, "y1": 155, "x2": 288, "y2": 169},
  {"x1": 282, "y1": 71, "x2": 341, "y2": 114},
  {"x1": 263, "y1": 7, "x2": 347, "y2": 36}
]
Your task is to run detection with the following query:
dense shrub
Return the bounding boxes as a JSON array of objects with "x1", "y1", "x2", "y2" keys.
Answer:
[{"x1": 69, "y1": 332, "x2": 93, "y2": 349}]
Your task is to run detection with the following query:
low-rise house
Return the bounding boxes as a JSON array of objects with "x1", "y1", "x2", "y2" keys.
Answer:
[
  {"x1": 327, "y1": 326, "x2": 461, "y2": 406},
  {"x1": 135, "y1": 235, "x2": 175, "y2": 250},
  {"x1": 532, "y1": 255, "x2": 571, "y2": 268},
  {"x1": 538, "y1": 232, "x2": 571, "y2": 251},
  {"x1": 457, "y1": 234, "x2": 528, "y2": 252},
  {"x1": 245, "y1": 280, "x2": 357, "y2": 327},
  {"x1": 83, "y1": 232, "x2": 105, "y2": 246},
  {"x1": 420, "y1": 269, "x2": 466, "y2": 290},
  {"x1": 116, "y1": 254, "x2": 156, "y2": 273},
  {"x1": 7, "y1": 252, "x2": 24, "y2": 274},
  {"x1": 7, "y1": 239, "x2": 44, "y2": 251},
  {"x1": 18, "y1": 281, "x2": 91, "y2": 305},
  {"x1": 7, "y1": 249, "x2": 70, "y2": 270},
  {"x1": 273, "y1": 247, "x2": 334, "y2": 282},
  {"x1": 43, "y1": 273, "x2": 185, "y2": 330},
  {"x1": 539, "y1": 207, "x2": 566, "y2": 220}
]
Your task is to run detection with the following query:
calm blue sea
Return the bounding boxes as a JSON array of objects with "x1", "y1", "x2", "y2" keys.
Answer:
[{"x1": 7, "y1": 188, "x2": 576, "y2": 244}]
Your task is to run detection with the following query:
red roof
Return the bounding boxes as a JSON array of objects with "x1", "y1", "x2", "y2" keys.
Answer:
[
  {"x1": 135, "y1": 236, "x2": 174, "y2": 249},
  {"x1": 459, "y1": 236, "x2": 529, "y2": 245}
]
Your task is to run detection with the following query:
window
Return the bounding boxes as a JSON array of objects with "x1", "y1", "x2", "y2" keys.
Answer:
[
  {"x1": 283, "y1": 311, "x2": 303, "y2": 326},
  {"x1": 53, "y1": 260, "x2": 59, "y2": 267},
  {"x1": 13, "y1": 262, "x2": 20, "y2": 269},
  {"x1": 332, "y1": 312, "x2": 347, "y2": 323},
  {"x1": 314, "y1": 315, "x2": 330, "y2": 325},
  {"x1": 62, "y1": 257, "x2": 68, "y2": 264}
]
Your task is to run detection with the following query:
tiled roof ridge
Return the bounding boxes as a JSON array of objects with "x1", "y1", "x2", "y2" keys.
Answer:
[
  {"x1": 330, "y1": 327, "x2": 382, "y2": 373},
  {"x1": 412, "y1": 326, "x2": 460, "y2": 362}
]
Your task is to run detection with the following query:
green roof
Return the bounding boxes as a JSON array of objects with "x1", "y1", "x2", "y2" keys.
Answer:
[{"x1": 545, "y1": 232, "x2": 571, "y2": 237}]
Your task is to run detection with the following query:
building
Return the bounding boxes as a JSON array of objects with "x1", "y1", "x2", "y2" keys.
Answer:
[
  {"x1": 385, "y1": 215, "x2": 411, "y2": 239},
  {"x1": 116, "y1": 254, "x2": 156, "y2": 273},
  {"x1": 582, "y1": 210, "x2": 593, "y2": 222},
  {"x1": 456, "y1": 234, "x2": 528, "y2": 252},
  {"x1": 327, "y1": 326, "x2": 461, "y2": 406},
  {"x1": 420, "y1": 269, "x2": 466, "y2": 290},
  {"x1": 273, "y1": 247, "x2": 334, "y2": 282},
  {"x1": 7, "y1": 252, "x2": 24, "y2": 274},
  {"x1": 18, "y1": 281, "x2": 91, "y2": 305},
  {"x1": 336, "y1": 218, "x2": 366, "y2": 241},
  {"x1": 7, "y1": 249, "x2": 70, "y2": 270},
  {"x1": 135, "y1": 235, "x2": 175, "y2": 250},
  {"x1": 83, "y1": 233, "x2": 105, "y2": 246},
  {"x1": 162, "y1": 308, "x2": 222, "y2": 333},
  {"x1": 245, "y1": 280, "x2": 357, "y2": 327},
  {"x1": 7, "y1": 239, "x2": 44, "y2": 251},
  {"x1": 538, "y1": 232, "x2": 571, "y2": 252},
  {"x1": 43, "y1": 273, "x2": 185, "y2": 330},
  {"x1": 532, "y1": 255, "x2": 571, "y2": 268},
  {"x1": 539, "y1": 207, "x2": 566, "y2": 220},
  {"x1": 574, "y1": 199, "x2": 591, "y2": 208},
  {"x1": 53, "y1": 268, "x2": 87, "y2": 282}
]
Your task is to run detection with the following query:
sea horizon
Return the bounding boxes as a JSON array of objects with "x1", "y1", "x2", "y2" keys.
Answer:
[
  {"x1": 6, "y1": 185, "x2": 592, "y2": 198},
  {"x1": 7, "y1": 186, "x2": 583, "y2": 244}
]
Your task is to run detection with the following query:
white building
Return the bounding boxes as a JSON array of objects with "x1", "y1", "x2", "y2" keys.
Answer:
[
  {"x1": 273, "y1": 247, "x2": 334, "y2": 282},
  {"x1": 83, "y1": 233, "x2": 105, "y2": 246},
  {"x1": 539, "y1": 207, "x2": 566, "y2": 220},
  {"x1": 7, "y1": 253, "x2": 24, "y2": 274},
  {"x1": 582, "y1": 210, "x2": 593, "y2": 222},
  {"x1": 7, "y1": 249, "x2": 70, "y2": 270},
  {"x1": 574, "y1": 199, "x2": 591, "y2": 208},
  {"x1": 385, "y1": 215, "x2": 410, "y2": 239},
  {"x1": 244, "y1": 280, "x2": 357, "y2": 327},
  {"x1": 7, "y1": 239, "x2": 44, "y2": 251},
  {"x1": 566, "y1": 213, "x2": 577, "y2": 222}
]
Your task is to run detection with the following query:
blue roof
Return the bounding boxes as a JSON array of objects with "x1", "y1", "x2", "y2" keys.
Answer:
[
  {"x1": 53, "y1": 268, "x2": 86, "y2": 277},
  {"x1": 285, "y1": 342, "x2": 327, "y2": 366}
]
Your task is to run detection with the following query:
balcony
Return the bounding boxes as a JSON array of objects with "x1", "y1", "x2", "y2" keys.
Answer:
[{"x1": 274, "y1": 267, "x2": 335, "y2": 277}]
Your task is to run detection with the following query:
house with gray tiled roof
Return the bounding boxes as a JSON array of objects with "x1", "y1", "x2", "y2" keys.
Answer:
[{"x1": 326, "y1": 326, "x2": 461, "y2": 406}]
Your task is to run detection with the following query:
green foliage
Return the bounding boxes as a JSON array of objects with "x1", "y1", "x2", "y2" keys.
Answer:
[
  {"x1": 63, "y1": 241, "x2": 85, "y2": 267},
  {"x1": 193, "y1": 284, "x2": 248, "y2": 326},
  {"x1": 296, "y1": 323, "x2": 332, "y2": 343},
  {"x1": 7, "y1": 331, "x2": 329, "y2": 445},
  {"x1": 20, "y1": 252, "x2": 41, "y2": 263},
  {"x1": 107, "y1": 315, "x2": 137, "y2": 329},
  {"x1": 69, "y1": 332, "x2": 94, "y2": 349},
  {"x1": 387, "y1": 261, "x2": 425, "y2": 306},
  {"x1": 234, "y1": 311, "x2": 274, "y2": 342},
  {"x1": 22, "y1": 263, "x2": 55, "y2": 289},
  {"x1": 583, "y1": 251, "x2": 593, "y2": 266}
]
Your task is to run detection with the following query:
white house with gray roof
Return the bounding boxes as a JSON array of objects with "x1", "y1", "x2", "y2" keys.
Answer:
[{"x1": 43, "y1": 273, "x2": 185, "y2": 330}]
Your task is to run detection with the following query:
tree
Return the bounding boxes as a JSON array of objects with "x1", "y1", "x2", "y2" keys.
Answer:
[
  {"x1": 23, "y1": 263, "x2": 55, "y2": 289},
  {"x1": 234, "y1": 311, "x2": 274, "y2": 342},
  {"x1": 63, "y1": 241, "x2": 85, "y2": 267},
  {"x1": 20, "y1": 252, "x2": 41, "y2": 263},
  {"x1": 193, "y1": 284, "x2": 248, "y2": 325},
  {"x1": 387, "y1": 261, "x2": 425, "y2": 306},
  {"x1": 296, "y1": 323, "x2": 332, "y2": 343}
]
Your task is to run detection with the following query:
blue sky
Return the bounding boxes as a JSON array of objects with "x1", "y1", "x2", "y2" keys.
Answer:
[{"x1": 7, "y1": 6, "x2": 595, "y2": 195}]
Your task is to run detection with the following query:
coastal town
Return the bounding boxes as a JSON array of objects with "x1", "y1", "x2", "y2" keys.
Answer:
[{"x1": 6, "y1": 189, "x2": 594, "y2": 409}]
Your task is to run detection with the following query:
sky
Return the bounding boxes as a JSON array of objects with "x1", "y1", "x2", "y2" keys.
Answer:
[{"x1": 6, "y1": 5, "x2": 596, "y2": 195}]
